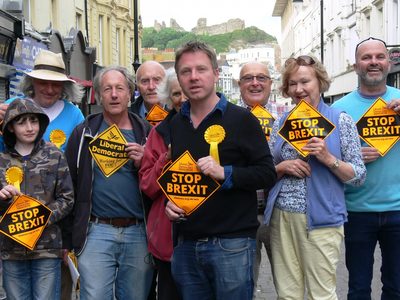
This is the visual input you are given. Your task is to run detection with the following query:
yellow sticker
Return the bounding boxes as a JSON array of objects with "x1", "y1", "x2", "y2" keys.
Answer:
[
  {"x1": 0, "y1": 194, "x2": 52, "y2": 250},
  {"x1": 145, "y1": 104, "x2": 169, "y2": 126},
  {"x1": 278, "y1": 100, "x2": 336, "y2": 157},
  {"x1": 49, "y1": 129, "x2": 67, "y2": 149},
  {"x1": 204, "y1": 125, "x2": 225, "y2": 165},
  {"x1": 89, "y1": 124, "x2": 129, "y2": 177},
  {"x1": 157, "y1": 150, "x2": 220, "y2": 215},
  {"x1": 356, "y1": 97, "x2": 400, "y2": 156},
  {"x1": 250, "y1": 104, "x2": 276, "y2": 141}
]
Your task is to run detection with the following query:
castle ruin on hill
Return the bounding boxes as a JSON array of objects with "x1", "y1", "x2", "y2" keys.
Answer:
[{"x1": 153, "y1": 18, "x2": 245, "y2": 36}]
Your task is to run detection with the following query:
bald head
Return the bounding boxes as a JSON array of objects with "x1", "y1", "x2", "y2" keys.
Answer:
[
  {"x1": 136, "y1": 61, "x2": 166, "y2": 109},
  {"x1": 238, "y1": 62, "x2": 272, "y2": 107},
  {"x1": 354, "y1": 39, "x2": 390, "y2": 93}
]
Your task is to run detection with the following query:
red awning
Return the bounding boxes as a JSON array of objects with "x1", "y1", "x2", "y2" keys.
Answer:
[{"x1": 69, "y1": 77, "x2": 92, "y2": 87}]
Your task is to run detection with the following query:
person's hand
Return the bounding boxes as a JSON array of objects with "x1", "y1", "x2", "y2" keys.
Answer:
[
  {"x1": 276, "y1": 159, "x2": 311, "y2": 178},
  {"x1": 125, "y1": 143, "x2": 145, "y2": 168},
  {"x1": 165, "y1": 201, "x2": 186, "y2": 222},
  {"x1": 386, "y1": 98, "x2": 400, "y2": 112},
  {"x1": 166, "y1": 144, "x2": 172, "y2": 160},
  {"x1": 197, "y1": 156, "x2": 225, "y2": 180},
  {"x1": 0, "y1": 185, "x2": 22, "y2": 200},
  {"x1": 301, "y1": 137, "x2": 333, "y2": 166},
  {"x1": 361, "y1": 147, "x2": 379, "y2": 163},
  {"x1": 0, "y1": 103, "x2": 9, "y2": 121},
  {"x1": 62, "y1": 249, "x2": 70, "y2": 266},
  {"x1": 45, "y1": 141, "x2": 56, "y2": 148}
]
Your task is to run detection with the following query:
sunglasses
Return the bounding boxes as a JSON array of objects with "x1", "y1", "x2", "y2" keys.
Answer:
[
  {"x1": 355, "y1": 37, "x2": 387, "y2": 58},
  {"x1": 285, "y1": 56, "x2": 316, "y2": 67}
]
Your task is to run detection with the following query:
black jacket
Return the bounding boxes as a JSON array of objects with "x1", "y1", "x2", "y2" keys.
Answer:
[{"x1": 62, "y1": 112, "x2": 152, "y2": 255}]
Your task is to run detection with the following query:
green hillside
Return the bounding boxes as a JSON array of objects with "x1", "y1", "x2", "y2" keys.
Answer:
[{"x1": 142, "y1": 26, "x2": 277, "y2": 54}]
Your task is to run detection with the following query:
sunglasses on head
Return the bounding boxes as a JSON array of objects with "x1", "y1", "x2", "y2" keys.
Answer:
[
  {"x1": 355, "y1": 37, "x2": 387, "y2": 58},
  {"x1": 285, "y1": 56, "x2": 316, "y2": 67}
]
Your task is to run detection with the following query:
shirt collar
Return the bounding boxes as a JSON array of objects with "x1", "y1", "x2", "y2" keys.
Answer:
[{"x1": 180, "y1": 92, "x2": 227, "y2": 118}]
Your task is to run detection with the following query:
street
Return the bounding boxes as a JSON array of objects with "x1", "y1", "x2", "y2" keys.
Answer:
[{"x1": 254, "y1": 241, "x2": 383, "y2": 300}]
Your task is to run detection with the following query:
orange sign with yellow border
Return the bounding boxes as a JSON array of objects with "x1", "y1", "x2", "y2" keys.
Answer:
[
  {"x1": 157, "y1": 151, "x2": 220, "y2": 215},
  {"x1": 145, "y1": 104, "x2": 169, "y2": 126},
  {"x1": 0, "y1": 194, "x2": 52, "y2": 250},
  {"x1": 278, "y1": 100, "x2": 336, "y2": 157},
  {"x1": 356, "y1": 97, "x2": 400, "y2": 156},
  {"x1": 250, "y1": 104, "x2": 276, "y2": 141},
  {"x1": 89, "y1": 124, "x2": 129, "y2": 177}
]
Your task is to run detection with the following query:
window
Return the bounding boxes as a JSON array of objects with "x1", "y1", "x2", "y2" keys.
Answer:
[
  {"x1": 99, "y1": 16, "x2": 103, "y2": 65},
  {"x1": 116, "y1": 29, "x2": 120, "y2": 65},
  {"x1": 130, "y1": 38, "x2": 133, "y2": 74},
  {"x1": 23, "y1": 0, "x2": 31, "y2": 23},
  {"x1": 76, "y1": 13, "x2": 81, "y2": 30}
]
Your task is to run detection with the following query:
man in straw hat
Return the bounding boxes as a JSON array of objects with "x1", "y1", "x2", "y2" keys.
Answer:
[{"x1": 0, "y1": 49, "x2": 84, "y2": 300}]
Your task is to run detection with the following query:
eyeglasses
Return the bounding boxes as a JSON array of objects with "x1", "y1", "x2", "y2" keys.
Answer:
[
  {"x1": 285, "y1": 56, "x2": 316, "y2": 67},
  {"x1": 355, "y1": 37, "x2": 387, "y2": 58},
  {"x1": 240, "y1": 75, "x2": 271, "y2": 83}
]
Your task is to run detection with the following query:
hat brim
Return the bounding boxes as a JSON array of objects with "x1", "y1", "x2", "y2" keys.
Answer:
[{"x1": 23, "y1": 70, "x2": 76, "y2": 83}]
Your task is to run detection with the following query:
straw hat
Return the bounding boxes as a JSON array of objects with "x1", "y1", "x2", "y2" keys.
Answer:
[{"x1": 23, "y1": 50, "x2": 76, "y2": 83}]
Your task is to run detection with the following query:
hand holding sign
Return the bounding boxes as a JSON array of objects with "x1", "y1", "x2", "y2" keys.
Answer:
[
  {"x1": 275, "y1": 159, "x2": 311, "y2": 179},
  {"x1": 165, "y1": 200, "x2": 186, "y2": 222},
  {"x1": 301, "y1": 137, "x2": 333, "y2": 166},
  {"x1": 361, "y1": 147, "x2": 379, "y2": 164},
  {"x1": 125, "y1": 142, "x2": 144, "y2": 168},
  {"x1": 197, "y1": 156, "x2": 225, "y2": 180},
  {"x1": 0, "y1": 185, "x2": 22, "y2": 201}
]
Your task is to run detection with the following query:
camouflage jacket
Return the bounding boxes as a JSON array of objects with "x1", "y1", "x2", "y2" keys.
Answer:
[{"x1": 0, "y1": 98, "x2": 74, "y2": 260}]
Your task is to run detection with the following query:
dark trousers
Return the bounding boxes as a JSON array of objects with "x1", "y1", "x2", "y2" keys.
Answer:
[{"x1": 154, "y1": 256, "x2": 181, "y2": 300}]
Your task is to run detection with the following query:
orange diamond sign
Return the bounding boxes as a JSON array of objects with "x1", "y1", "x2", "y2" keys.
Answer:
[
  {"x1": 356, "y1": 97, "x2": 400, "y2": 156},
  {"x1": 89, "y1": 124, "x2": 129, "y2": 177},
  {"x1": 0, "y1": 195, "x2": 52, "y2": 250},
  {"x1": 157, "y1": 151, "x2": 220, "y2": 215},
  {"x1": 250, "y1": 104, "x2": 276, "y2": 141},
  {"x1": 146, "y1": 104, "x2": 169, "y2": 126},
  {"x1": 278, "y1": 100, "x2": 336, "y2": 157}
]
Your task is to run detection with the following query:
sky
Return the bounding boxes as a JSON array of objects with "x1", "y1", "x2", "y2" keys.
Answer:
[{"x1": 140, "y1": 0, "x2": 282, "y2": 43}]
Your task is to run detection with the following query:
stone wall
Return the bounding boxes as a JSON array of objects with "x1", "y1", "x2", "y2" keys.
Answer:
[{"x1": 191, "y1": 18, "x2": 245, "y2": 36}]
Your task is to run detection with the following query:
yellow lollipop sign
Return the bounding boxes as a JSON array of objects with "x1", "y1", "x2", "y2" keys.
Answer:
[{"x1": 204, "y1": 125, "x2": 225, "y2": 165}]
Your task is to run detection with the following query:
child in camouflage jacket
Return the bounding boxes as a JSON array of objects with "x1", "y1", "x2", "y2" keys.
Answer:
[{"x1": 0, "y1": 98, "x2": 74, "y2": 300}]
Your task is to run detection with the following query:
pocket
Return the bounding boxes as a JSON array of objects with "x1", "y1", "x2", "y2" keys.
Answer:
[{"x1": 218, "y1": 237, "x2": 250, "y2": 253}]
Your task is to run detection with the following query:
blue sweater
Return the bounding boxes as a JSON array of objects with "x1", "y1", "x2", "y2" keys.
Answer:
[
  {"x1": 265, "y1": 101, "x2": 348, "y2": 231},
  {"x1": 332, "y1": 86, "x2": 400, "y2": 212}
]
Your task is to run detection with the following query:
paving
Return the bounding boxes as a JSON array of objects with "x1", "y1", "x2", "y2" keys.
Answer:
[{"x1": 254, "y1": 239, "x2": 383, "y2": 300}]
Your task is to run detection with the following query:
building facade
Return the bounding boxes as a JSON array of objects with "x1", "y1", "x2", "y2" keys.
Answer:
[{"x1": 273, "y1": 0, "x2": 400, "y2": 103}]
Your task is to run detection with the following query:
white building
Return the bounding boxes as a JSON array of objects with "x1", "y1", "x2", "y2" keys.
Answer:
[
  {"x1": 272, "y1": 0, "x2": 400, "y2": 103},
  {"x1": 225, "y1": 46, "x2": 276, "y2": 80},
  {"x1": 217, "y1": 60, "x2": 233, "y2": 100}
]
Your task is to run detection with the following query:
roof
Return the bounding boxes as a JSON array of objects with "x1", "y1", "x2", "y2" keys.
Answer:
[{"x1": 272, "y1": 0, "x2": 289, "y2": 17}]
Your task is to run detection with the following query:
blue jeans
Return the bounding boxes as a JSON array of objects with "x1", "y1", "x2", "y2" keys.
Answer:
[
  {"x1": 77, "y1": 221, "x2": 154, "y2": 300},
  {"x1": 345, "y1": 211, "x2": 400, "y2": 300},
  {"x1": 3, "y1": 258, "x2": 61, "y2": 300},
  {"x1": 171, "y1": 236, "x2": 256, "y2": 300}
]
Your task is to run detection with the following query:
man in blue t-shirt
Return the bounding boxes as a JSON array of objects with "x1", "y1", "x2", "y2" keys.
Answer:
[{"x1": 332, "y1": 37, "x2": 400, "y2": 299}]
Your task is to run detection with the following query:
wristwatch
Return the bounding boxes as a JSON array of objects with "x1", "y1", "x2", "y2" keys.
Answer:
[{"x1": 330, "y1": 158, "x2": 339, "y2": 170}]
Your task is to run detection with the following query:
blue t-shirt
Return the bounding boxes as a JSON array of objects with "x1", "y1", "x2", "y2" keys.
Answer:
[
  {"x1": 332, "y1": 86, "x2": 400, "y2": 212},
  {"x1": 0, "y1": 98, "x2": 84, "y2": 152},
  {"x1": 91, "y1": 119, "x2": 143, "y2": 219}
]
